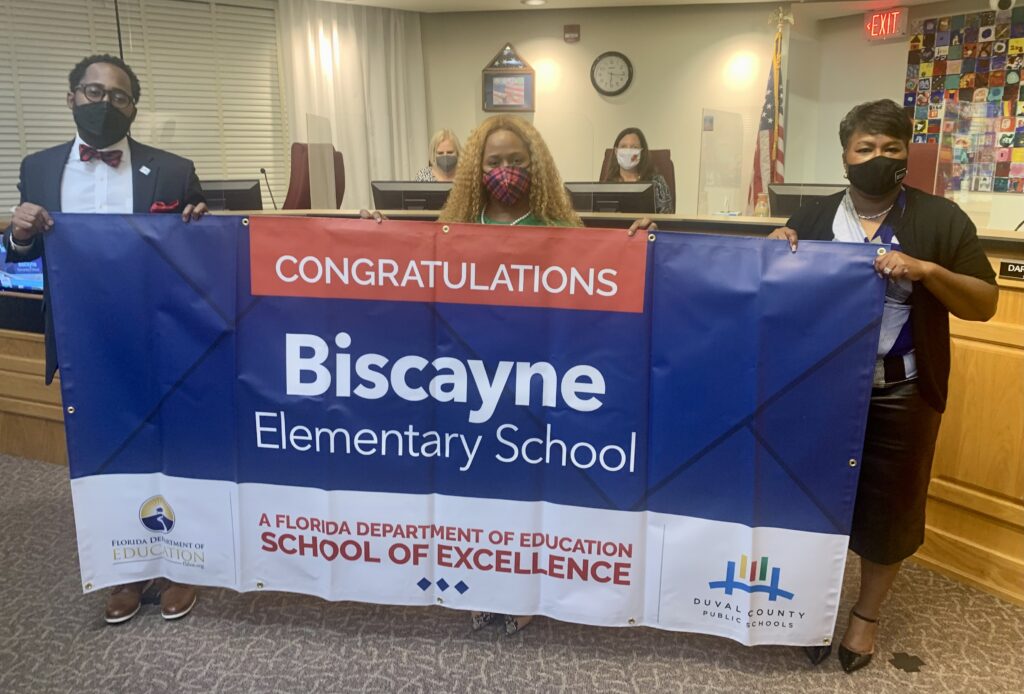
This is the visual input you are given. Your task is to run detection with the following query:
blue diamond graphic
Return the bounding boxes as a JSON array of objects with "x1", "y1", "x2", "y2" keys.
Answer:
[
  {"x1": 436, "y1": 578, "x2": 450, "y2": 592},
  {"x1": 417, "y1": 578, "x2": 431, "y2": 591},
  {"x1": 454, "y1": 580, "x2": 469, "y2": 594}
]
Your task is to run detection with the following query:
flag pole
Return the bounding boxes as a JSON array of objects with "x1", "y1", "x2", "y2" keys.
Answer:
[
  {"x1": 768, "y1": 7, "x2": 793, "y2": 164},
  {"x1": 748, "y1": 6, "x2": 794, "y2": 213}
]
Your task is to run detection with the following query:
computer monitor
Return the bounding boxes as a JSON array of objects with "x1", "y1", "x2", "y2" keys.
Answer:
[
  {"x1": 564, "y1": 182, "x2": 656, "y2": 214},
  {"x1": 767, "y1": 183, "x2": 846, "y2": 218},
  {"x1": 0, "y1": 243, "x2": 44, "y2": 293},
  {"x1": 370, "y1": 182, "x2": 453, "y2": 211},
  {"x1": 202, "y1": 179, "x2": 263, "y2": 211}
]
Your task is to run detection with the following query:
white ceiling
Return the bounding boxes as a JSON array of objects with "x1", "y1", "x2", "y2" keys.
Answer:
[{"x1": 320, "y1": 0, "x2": 943, "y2": 20}]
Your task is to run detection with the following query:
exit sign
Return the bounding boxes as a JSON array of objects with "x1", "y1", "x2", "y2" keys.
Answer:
[{"x1": 864, "y1": 7, "x2": 908, "y2": 42}]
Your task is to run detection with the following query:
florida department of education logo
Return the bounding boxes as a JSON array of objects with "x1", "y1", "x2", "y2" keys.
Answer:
[
  {"x1": 708, "y1": 554, "x2": 794, "y2": 601},
  {"x1": 139, "y1": 495, "x2": 176, "y2": 534}
]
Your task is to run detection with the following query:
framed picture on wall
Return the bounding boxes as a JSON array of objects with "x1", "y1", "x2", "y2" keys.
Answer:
[{"x1": 482, "y1": 43, "x2": 535, "y2": 112}]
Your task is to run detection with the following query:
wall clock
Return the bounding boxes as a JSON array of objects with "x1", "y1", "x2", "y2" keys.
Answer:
[{"x1": 590, "y1": 51, "x2": 633, "y2": 96}]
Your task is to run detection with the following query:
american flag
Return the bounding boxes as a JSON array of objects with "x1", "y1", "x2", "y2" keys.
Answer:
[
  {"x1": 749, "y1": 27, "x2": 785, "y2": 211},
  {"x1": 493, "y1": 76, "x2": 526, "y2": 107}
]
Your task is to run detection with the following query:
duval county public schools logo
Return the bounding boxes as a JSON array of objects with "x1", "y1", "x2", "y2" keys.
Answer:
[
  {"x1": 139, "y1": 496, "x2": 176, "y2": 534},
  {"x1": 708, "y1": 554, "x2": 794, "y2": 601}
]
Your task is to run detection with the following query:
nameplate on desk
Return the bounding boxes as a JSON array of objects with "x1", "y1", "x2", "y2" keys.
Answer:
[{"x1": 999, "y1": 260, "x2": 1024, "y2": 280}]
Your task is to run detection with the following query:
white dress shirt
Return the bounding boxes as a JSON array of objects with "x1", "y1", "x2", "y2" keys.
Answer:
[{"x1": 60, "y1": 134, "x2": 133, "y2": 213}]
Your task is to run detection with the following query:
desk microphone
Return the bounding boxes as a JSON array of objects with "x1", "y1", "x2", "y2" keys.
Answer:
[{"x1": 260, "y1": 167, "x2": 278, "y2": 210}]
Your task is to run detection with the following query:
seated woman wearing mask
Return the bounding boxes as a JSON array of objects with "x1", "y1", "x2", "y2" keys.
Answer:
[
  {"x1": 601, "y1": 127, "x2": 672, "y2": 214},
  {"x1": 415, "y1": 128, "x2": 461, "y2": 182},
  {"x1": 769, "y1": 99, "x2": 997, "y2": 674}
]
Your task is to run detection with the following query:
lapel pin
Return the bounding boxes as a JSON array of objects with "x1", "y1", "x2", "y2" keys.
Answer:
[{"x1": 139, "y1": 165, "x2": 151, "y2": 176}]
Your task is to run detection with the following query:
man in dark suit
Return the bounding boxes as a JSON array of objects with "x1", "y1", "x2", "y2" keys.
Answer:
[{"x1": 2, "y1": 54, "x2": 206, "y2": 625}]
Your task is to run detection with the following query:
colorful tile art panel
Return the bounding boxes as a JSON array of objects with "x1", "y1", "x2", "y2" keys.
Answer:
[{"x1": 905, "y1": 7, "x2": 1024, "y2": 192}]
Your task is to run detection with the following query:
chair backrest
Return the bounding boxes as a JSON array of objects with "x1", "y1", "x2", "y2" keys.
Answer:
[
  {"x1": 332, "y1": 149, "x2": 346, "y2": 208},
  {"x1": 282, "y1": 142, "x2": 346, "y2": 209},
  {"x1": 905, "y1": 142, "x2": 942, "y2": 195},
  {"x1": 282, "y1": 143, "x2": 309, "y2": 209},
  {"x1": 599, "y1": 148, "x2": 676, "y2": 213}
]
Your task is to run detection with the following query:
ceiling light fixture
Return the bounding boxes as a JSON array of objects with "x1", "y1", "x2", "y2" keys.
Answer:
[{"x1": 521, "y1": 0, "x2": 548, "y2": 7}]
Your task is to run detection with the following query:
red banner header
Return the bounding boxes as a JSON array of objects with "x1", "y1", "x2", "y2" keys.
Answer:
[{"x1": 249, "y1": 217, "x2": 648, "y2": 313}]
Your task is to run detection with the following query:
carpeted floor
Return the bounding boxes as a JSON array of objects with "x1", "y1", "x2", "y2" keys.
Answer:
[{"x1": 1, "y1": 454, "x2": 1021, "y2": 694}]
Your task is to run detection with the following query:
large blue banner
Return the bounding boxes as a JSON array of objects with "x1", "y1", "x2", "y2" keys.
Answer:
[{"x1": 46, "y1": 213, "x2": 883, "y2": 645}]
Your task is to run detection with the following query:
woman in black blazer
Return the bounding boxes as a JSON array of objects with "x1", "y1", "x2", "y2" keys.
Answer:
[{"x1": 768, "y1": 99, "x2": 998, "y2": 673}]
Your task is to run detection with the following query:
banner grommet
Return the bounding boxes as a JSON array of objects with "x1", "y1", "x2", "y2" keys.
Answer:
[
  {"x1": 84, "y1": 582, "x2": 92, "y2": 590},
  {"x1": 436, "y1": 597, "x2": 444, "y2": 604},
  {"x1": 442, "y1": 225, "x2": 450, "y2": 234},
  {"x1": 256, "y1": 580, "x2": 264, "y2": 589},
  {"x1": 242, "y1": 217, "x2": 250, "y2": 227},
  {"x1": 876, "y1": 247, "x2": 886, "y2": 256},
  {"x1": 628, "y1": 618, "x2": 636, "y2": 625},
  {"x1": 66, "y1": 406, "x2": 75, "y2": 414},
  {"x1": 848, "y1": 458, "x2": 857, "y2": 467},
  {"x1": 648, "y1": 233, "x2": 656, "y2": 242}
]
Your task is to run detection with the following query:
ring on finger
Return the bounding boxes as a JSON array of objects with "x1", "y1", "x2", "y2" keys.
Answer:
[{"x1": 883, "y1": 266, "x2": 892, "y2": 276}]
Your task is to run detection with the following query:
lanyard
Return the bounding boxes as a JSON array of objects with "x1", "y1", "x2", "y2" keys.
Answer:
[{"x1": 865, "y1": 189, "x2": 907, "y2": 246}]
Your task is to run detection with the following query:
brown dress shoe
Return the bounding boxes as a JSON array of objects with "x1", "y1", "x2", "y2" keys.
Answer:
[
  {"x1": 160, "y1": 581, "x2": 197, "y2": 620},
  {"x1": 104, "y1": 580, "x2": 152, "y2": 624}
]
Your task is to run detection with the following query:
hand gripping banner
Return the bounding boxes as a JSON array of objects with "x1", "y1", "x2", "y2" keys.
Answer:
[{"x1": 45, "y1": 214, "x2": 884, "y2": 646}]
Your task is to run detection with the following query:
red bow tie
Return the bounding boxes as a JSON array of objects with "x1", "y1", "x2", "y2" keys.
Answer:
[{"x1": 79, "y1": 144, "x2": 123, "y2": 167}]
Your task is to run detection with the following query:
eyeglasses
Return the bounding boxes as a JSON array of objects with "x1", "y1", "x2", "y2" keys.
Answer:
[{"x1": 75, "y1": 83, "x2": 135, "y2": 109}]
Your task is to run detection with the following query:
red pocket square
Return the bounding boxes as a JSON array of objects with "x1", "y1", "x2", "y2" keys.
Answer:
[{"x1": 150, "y1": 200, "x2": 180, "y2": 213}]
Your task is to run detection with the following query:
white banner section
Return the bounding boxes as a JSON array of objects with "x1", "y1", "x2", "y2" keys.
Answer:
[{"x1": 71, "y1": 474, "x2": 848, "y2": 646}]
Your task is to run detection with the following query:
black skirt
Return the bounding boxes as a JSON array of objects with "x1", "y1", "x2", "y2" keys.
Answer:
[{"x1": 848, "y1": 381, "x2": 943, "y2": 565}]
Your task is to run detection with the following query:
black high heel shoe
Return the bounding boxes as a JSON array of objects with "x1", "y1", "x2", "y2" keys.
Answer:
[
  {"x1": 804, "y1": 644, "x2": 832, "y2": 665},
  {"x1": 838, "y1": 609, "x2": 878, "y2": 674}
]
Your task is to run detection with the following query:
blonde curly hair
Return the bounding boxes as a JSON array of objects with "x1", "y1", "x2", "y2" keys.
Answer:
[{"x1": 439, "y1": 115, "x2": 582, "y2": 226}]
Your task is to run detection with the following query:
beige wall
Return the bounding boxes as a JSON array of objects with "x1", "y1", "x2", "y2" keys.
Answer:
[
  {"x1": 784, "y1": 0, "x2": 1024, "y2": 230},
  {"x1": 421, "y1": 0, "x2": 1024, "y2": 228},
  {"x1": 786, "y1": 0, "x2": 992, "y2": 185},
  {"x1": 784, "y1": 13, "x2": 906, "y2": 185},
  {"x1": 421, "y1": 4, "x2": 780, "y2": 215}
]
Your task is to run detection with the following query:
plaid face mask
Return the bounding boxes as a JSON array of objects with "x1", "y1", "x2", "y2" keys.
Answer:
[{"x1": 482, "y1": 166, "x2": 531, "y2": 206}]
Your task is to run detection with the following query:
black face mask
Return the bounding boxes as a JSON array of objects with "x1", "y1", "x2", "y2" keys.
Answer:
[
  {"x1": 846, "y1": 155, "x2": 907, "y2": 196},
  {"x1": 73, "y1": 101, "x2": 133, "y2": 149}
]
